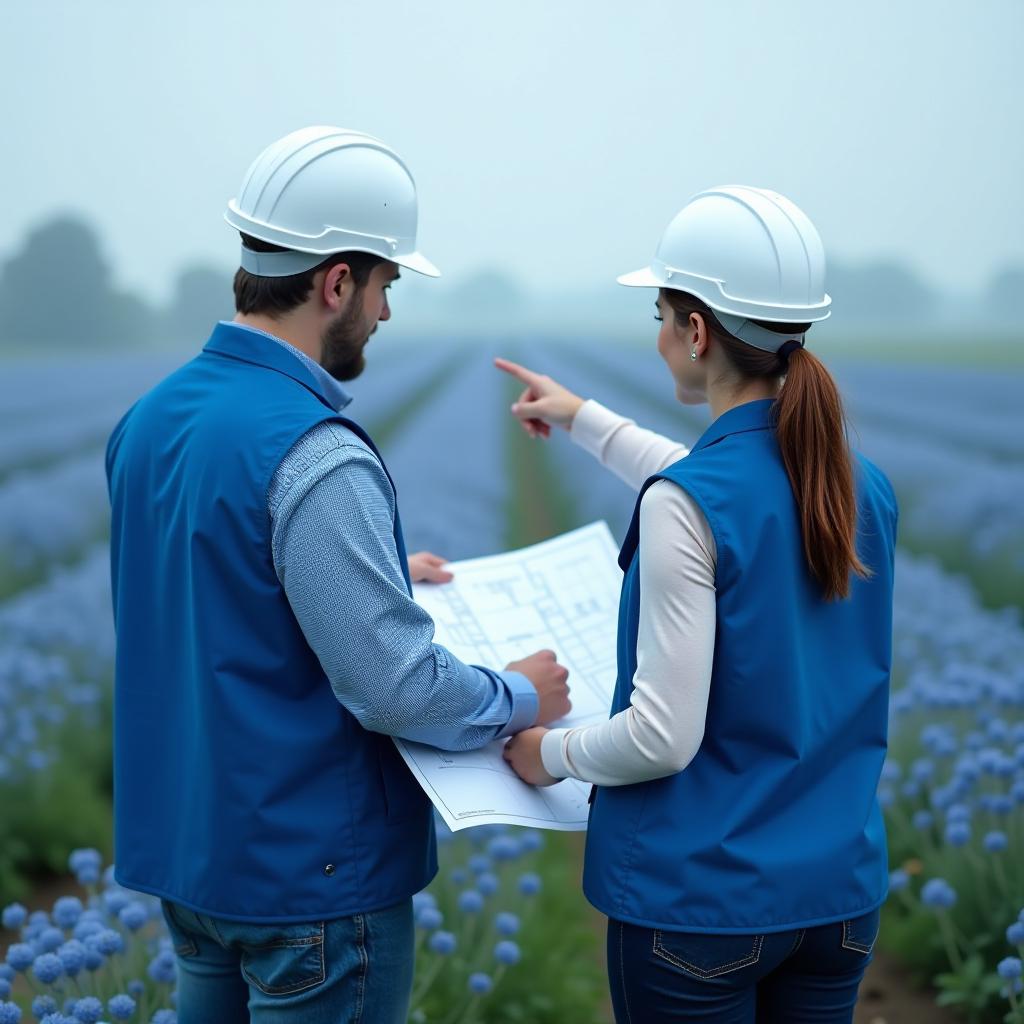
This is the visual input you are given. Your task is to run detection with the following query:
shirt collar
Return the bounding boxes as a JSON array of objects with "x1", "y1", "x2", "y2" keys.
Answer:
[
  {"x1": 692, "y1": 398, "x2": 776, "y2": 452},
  {"x1": 219, "y1": 321, "x2": 353, "y2": 412}
]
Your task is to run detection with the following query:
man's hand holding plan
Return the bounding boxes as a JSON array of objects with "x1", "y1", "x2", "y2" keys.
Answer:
[{"x1": 397, "y1": 522, "x2": 621, "y2": 831}]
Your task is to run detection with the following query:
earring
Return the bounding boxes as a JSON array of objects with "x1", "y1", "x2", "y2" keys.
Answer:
[{"x1": 690, "y1": 349, "x2": 697, "y2": 361}]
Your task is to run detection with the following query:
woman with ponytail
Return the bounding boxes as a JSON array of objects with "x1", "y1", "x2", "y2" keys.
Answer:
[{"x1": 498, "y1": 187, "x2": 897, "y2": 1023}]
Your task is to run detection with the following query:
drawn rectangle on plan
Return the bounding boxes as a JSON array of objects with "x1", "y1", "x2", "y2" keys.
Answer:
[{"x1": 395, "y1": 521, "x2": 622, "y2": 831}]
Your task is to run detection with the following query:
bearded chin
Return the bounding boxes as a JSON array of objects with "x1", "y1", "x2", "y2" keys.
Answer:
[
  {"x1": 320, "y1": 301, "x2": 368, "y2": 382},
  {"x1": 323, "y1": 346, "x2": 366, "y2": 382}
]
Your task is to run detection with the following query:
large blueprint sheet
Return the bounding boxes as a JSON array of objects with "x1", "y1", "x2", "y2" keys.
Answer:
[{"x1": 396, "y1": 522, "x2": 621, "y2": 831}]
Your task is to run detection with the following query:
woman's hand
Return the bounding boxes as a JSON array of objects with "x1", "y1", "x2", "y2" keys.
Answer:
[
  {"x1": 503, "y1": 727, "x2": 560, "y2": 786},
  {"x1": 494, "y1": 358, "x2": 585, "y2": 439},
  {"x1": 407, "y1": 551, "x2": 454, "y2": 584}
]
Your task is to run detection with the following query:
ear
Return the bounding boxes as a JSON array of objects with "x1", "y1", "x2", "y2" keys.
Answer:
[
  {"x1": 689, "y1": 312, "x2": 709, "y2": 356},
  {"x1": 322, "y1": 263, "x2": 352, "y2": 311}
]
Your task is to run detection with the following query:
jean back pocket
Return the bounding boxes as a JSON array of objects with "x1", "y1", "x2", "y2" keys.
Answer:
[{"x1": 653, "y1": 929, "x2": 764, "y2": 979}]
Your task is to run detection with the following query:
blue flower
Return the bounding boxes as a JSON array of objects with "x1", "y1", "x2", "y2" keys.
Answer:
[
  {"x1": 0, "y1": 1002, "x2": 22, "y2": 1024},
  {"x1": 477, "y1": 873, "x2": 499, "y2": 897},
  {"x1": 467, "y1": 972, "x2": 492, "y2": 994},
  {"x1": 1, "y1": 904, "x2": 27, "y2": 931},
  {"x1": 457, "y1": 890, "x2": 484, "y2": 914},
  {"x1": 94, "y1": 930, "x2": 124, "y2": 957},
  {"x1": 494, "y1": 940, "x2": 521, "y2": 965},
  {"x1": 912, "y1": 810, "x2": 933, "y2": 830},
  {"x1": 983, "y1": 830, "x2": 1008, "y2": 853},
  {"x1": 32, "y1": 953, "x2": 64, "y2": 985},
  {"x1": 944, "y1": 821, "x2": 971, "y2": 847},
  {"x1": 517, "y1": 873, "x2": 541, "y2": 896},
  {"x1": 73, "y1": 921, "x2": 102, "y2": 943},
  {"x1": 1007, "y1": 921, "x2": 1024, "y2": 945},
  {"x1": 888, "y1": 869, "x2": 910, "y2": 892},
  {"x1": 101, "y1": 892, "x2": 130, "y2": 918},
  {"x1": 52, "y1": 898, "x2": 83, "y2": 931},
  {"x1": 487, "y1": 836, "x2": 522, "y2": 862},
  {"x1": 57, "y1": 942, "x2": 86, "y2": 977},
  {"x1": 81, "y1": 942, "x2": 104, "y2": 972},
  {"x1": 75, "y1": 866, "x2": 100, "y2": 887},
  {"x1": 31, "y1": 995, "x2": 58, "y2": 1019},
  {"x1": 411, "y1": 892, "x2": 436, "y2": 917},
  {"x1": 38, "y1": 929, "x2": 64, "y2": 954},
  {"x1": 107, "y1": 994, "x2": 136, "y2": 1020},
  {"x1": 519, "y1": 830, "x2": 544, "y2": 852},
  {"x1": 150, "y1": 1012, "x2": 177, "y2": 1024},
  {"x1": 146, "y1": 951, "x2": 176, "y2": 985},
  {"x1": 416, "y1": 908, "x2": 443, "y2": 931},
  {"x1": 997, "y1": 957, "x2": 1022, "y2": 980},
  {"x1": 427, "y1": 931, "x2": 456, "y2": 955},
  {"x1": 118, "y1": 903, "x2": 149, "y2": 933},
  {"x1": 71, "y1": 996, "x2": 103, "y2": 1023},
  {"x1": 0, "y1": 982, "x2": 9, "y2": 1001},
  {"x1": 921, "y1": 879, "x2": 957, "y2": 910},
  {"x1": 0, "y1": 968, "x2": 10, "y2": 984},
  {"x1": 468, "y1": 855, "x2": 491, "y2": 876},
  {"x1": 449, "y1": 868, "x2": 467, "y2": 885},
  {"x1": 946, "y1": 803, "x2": 971, "y2": 823},
  {"x1": 68, "y1": 850, "x2": 102, "y2": 876},
  {"x1": 495, "y1": 912, "x2": 520, "y2": 936},
  {"x1": 126, "y1": 980, "x2": 144, "y2": 998}
]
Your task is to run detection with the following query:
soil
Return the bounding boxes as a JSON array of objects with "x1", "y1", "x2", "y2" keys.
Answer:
[{"x1": 854, "y1": 952, "x2": 961, "y2": 1024}]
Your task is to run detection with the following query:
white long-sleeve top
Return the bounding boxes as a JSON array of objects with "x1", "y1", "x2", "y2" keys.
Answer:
[{"x1": 539, "y1": 400, "x2": 718, "y2": 786}]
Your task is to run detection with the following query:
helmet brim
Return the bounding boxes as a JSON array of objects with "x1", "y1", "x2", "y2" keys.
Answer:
[
  {"x1": 616, "y1": 266, "x2": 663, "y2": 288},
  {"x1": 395, "y1": 250, "x2": 441, "y2": 278}
]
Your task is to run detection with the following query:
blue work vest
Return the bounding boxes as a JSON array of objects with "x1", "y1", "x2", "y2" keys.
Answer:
[
  {"x1": 584, "y1": 399, "x2": 897, "y2": 933},
  {"x1": 106, "y1": 323, "x2": 435, "y2": 923}
]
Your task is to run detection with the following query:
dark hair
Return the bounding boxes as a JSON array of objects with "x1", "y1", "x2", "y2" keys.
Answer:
[
  {"x1": 233, "y1": 234, "x2": 385, "y2": 317},
  {"x1": 661, "y1": 289, "x2": 870, "y2": 602}
]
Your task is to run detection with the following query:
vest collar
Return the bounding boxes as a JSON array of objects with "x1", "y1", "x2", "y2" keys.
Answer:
[
  {"x1": 693, "y1": 398, "x2": 776, "y2": 452},
  {"x1": 203, "y1": 322, "x2": 348, "y2": 413}
]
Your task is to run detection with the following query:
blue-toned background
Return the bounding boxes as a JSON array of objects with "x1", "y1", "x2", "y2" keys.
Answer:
[{"x1": 2, "y1": 1, "x2": 1023, "y2": 1020}]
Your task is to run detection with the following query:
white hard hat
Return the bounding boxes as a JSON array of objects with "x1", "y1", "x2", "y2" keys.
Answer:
[
  {"x1": 618, "y1": 185, "x2": 830, "y2": 351},
  {"x1": 225, "y1": 126, "x2": 440, "y2": 279}
]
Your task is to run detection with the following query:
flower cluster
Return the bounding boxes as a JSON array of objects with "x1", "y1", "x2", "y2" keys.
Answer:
[
  {"x1": 1, "y1": 850, "x2": 176, "y2": 1024},
  {"x1": 408, "y1": 822, "x2": 546, "y2": 1022}
]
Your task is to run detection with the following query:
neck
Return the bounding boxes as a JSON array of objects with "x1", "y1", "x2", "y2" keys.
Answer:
[
  {"x1": 234, "y1": 313, "x2": 322, "y2": 366},
  {"x1": 706, "y1": 377, "x2": 779, "y2": 421}
]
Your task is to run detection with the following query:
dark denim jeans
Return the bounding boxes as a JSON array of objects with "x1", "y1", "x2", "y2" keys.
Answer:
[
  {"x1": 161, "y1": 898, "x2": 414, "y2": 1024},
  {"x1": 608, "y1": 907, "x2": 880, "y2": 1023}
]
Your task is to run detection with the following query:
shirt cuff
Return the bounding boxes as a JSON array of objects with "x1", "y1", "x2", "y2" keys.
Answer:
[
  {"x1": 569, "y1": 399, "x2": 633, "y2": 458},
  {"x1": 540, "y1": 728, "x2": 572, "y2": 780},
  {"x1": 493, "y1": 670, "x2": 539, "y2": 739}
]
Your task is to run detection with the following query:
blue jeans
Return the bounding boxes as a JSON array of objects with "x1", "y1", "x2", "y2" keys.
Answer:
[
  {"x1": 161, "y1": 898, "x2": 414, "y2": 1024},
  {"x1": 608, "y1": 908, "x2": 880, "y2": 1023}
]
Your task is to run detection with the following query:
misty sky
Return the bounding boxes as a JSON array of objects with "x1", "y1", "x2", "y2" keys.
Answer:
[{"x1": 3, "y1": 0, "x2": 1021, "y2": 305}]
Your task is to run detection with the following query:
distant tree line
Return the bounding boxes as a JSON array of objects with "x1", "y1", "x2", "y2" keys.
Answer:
[
  {"x1": 0, "y1": 215, "x2": 232, "y2": 350},
  {"x1": 0, "y1": 214, "x2": 1020, "y2": 350}
]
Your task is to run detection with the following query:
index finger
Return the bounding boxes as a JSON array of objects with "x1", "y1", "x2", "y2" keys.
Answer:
[{"x1": 494, "y1": 357, "x2": 542, "y2": 387}]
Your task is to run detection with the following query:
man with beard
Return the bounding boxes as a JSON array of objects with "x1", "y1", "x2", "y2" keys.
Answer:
[{"x1": 105, "y1": 127, "x2": 570, "y2": 1024}]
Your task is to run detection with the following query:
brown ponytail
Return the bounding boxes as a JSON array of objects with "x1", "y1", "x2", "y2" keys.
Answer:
[{"x1": 662, "y1": 290, "x2": 871, "y2": 602}]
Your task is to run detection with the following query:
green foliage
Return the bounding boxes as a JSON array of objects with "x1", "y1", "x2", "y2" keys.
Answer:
[
  {"x1": 934, "y1": 954, "x2": 1006, "y2": 1021},
  {"x1": 0, "y1": 695, "x2": 114, "y2": 905}
]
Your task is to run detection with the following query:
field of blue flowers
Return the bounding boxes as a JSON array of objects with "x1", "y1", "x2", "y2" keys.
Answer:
[{"x1": 1, "y1": 337, "x2": 1022, "y2": 1023}]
